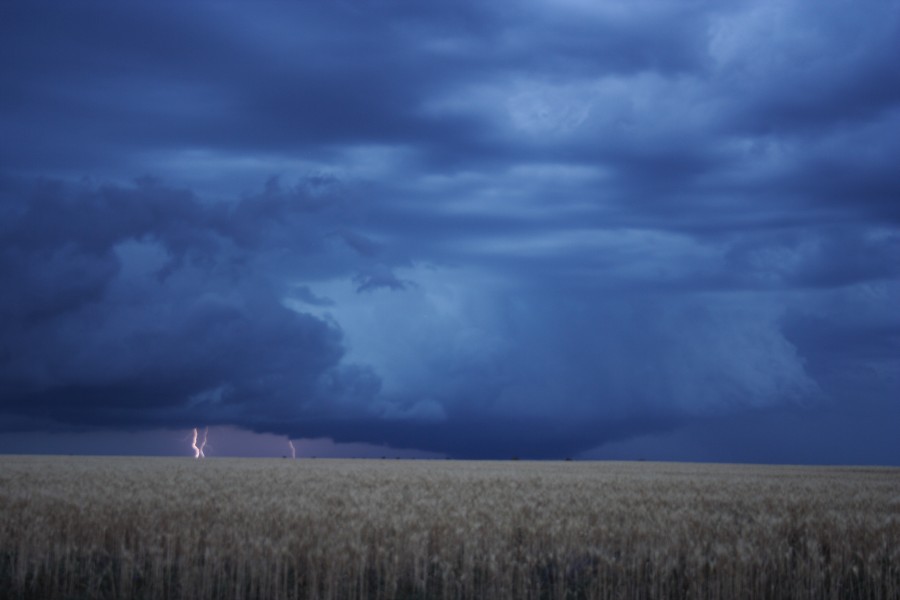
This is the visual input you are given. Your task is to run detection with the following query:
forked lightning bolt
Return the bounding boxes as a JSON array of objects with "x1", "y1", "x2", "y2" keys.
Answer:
[{"x1": 191, "y1": 427, "x2": 209, "y2": 459}]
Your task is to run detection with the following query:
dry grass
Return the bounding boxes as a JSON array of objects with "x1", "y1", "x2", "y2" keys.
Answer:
[{"x1": 1, "y1": 456, "x2": 898, "y2": 599}]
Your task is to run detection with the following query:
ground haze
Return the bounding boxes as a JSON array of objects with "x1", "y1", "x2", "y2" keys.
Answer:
[{"x1": 1, "y1": 456, "x2": 898, "y2": 599}]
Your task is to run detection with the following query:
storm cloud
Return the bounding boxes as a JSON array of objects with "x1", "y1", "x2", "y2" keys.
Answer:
[{"x1": 1, "y1": 0, "x2": 898, "y2": 461}]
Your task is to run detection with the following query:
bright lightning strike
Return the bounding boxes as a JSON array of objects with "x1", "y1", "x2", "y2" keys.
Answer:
[
  {"x1": 288, "y1": 439, "x2": 296, "y2": 459},
  {"x1": 191, "y1": 427, "x2": 209, "y2": 459}
]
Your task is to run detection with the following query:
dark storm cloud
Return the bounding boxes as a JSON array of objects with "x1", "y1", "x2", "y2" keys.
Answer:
[
  {"x1": 0, "y1": 2, "x2": 718, "y2": 172},
  {"x1": 0, "y1": 3, "x2": 487, "y2": 172},
  {"x1": 353, "y1": 266, "x2": 409, "y2": 293},
  {"x1": 1, "y1": 0, "x2": 898, "y2": 461},
  {"x1": 0, "y1": 176, "x2": 380, "y2": 431},
  {"x1": 715, "y1": 4, "x2": 900, "y2": 136}
]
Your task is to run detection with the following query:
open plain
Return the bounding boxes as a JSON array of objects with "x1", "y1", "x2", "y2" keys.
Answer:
[{"x1": 1, "y1": 456, "x2": 898, "y2": 599}]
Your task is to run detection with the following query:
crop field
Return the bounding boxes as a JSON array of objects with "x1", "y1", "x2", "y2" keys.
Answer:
[{"x1": 1, "y1": 456, "x2": 898, "y2": 600}]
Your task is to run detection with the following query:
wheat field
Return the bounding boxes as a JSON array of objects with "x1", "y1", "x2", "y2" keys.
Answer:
[{"x1": 0, "y1": 456, "x2": 898, "y2": 600}]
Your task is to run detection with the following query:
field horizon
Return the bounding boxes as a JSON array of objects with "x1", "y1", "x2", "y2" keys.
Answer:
[{"x1": 5, "y1": 453, "x2": 900, "y2": 468}]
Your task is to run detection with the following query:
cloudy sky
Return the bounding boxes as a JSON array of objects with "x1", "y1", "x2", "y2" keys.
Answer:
[{"x1": 1, "y1": 1, "x2": 898, "y2": 462}]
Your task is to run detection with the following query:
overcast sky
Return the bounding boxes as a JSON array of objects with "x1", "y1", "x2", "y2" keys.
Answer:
[{"x1": 1, "y1": 1, "x2": 898, "y2": 462}]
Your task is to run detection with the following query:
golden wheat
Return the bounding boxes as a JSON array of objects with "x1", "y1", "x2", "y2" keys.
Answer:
[{"x1": 1, "y1": 456, "x2": 898, "y2": 599}]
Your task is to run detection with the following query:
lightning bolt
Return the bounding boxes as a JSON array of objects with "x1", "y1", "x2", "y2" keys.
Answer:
[
  {"x1": 191, "y1": 427, "x2": 209, "y2": 459},
  {"x1": 288, "y1": 439, "x2": 296, "y2": 459}
]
